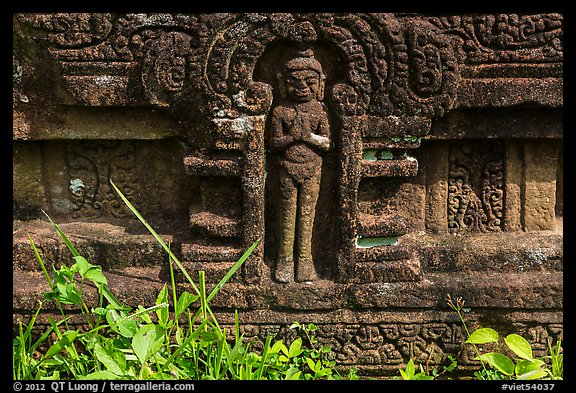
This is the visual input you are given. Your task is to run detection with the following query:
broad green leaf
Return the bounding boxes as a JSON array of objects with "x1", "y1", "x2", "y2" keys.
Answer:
[
  {"x1": 505, "y1": 334, "x2": 533, "y2": 360},
  {"x1": 135, "y1": 305, "x2": 153, "y2": 324},
  {"x1": 132, "y1": 324, "x2": 165, "y2": 365},
  {"x1": 405, "y1": 358, "x2": 415, "y2": 379},
  {"x1": 517, "y1": 369, "x2": 548, "y2": 380},
  {"x1": 475, "y1": 353, "x2": 515, "y2": 376},
  {"x1": 466, "y1": 328, "x2": 499, "y2": 344},
  {"x1": 52, "y1": 269, "x2": 67, "y2": 285},
  {"x1": 515, "y1": 359, "x2": 545, "y2": 379},
  {"x1": 271, "y1": 340, "x2": 289, "y2": 356},
  {"x1": 306, "y1": 357, "x2": 318, "y2": 372},
  {"x1": 106, "y1": 309, "x2": 138, "y2": 338},
  {"x1": 118, "y1": 319, "x2": 139, "y2": 338},
  {"x1": 45, "y1": 330, "x2": 78, "y2": 358},
  {"x1": 284, "y1": 367, "x2": 301, "y2": 380},
  {"x1": 85, "y1": 268, "x2": 107, "y2": 286},
  {"x1": 175, "y1": 291, "x2": 198, "y2": 319},
  {"x1": 94, "y1": 343, "x2": 123, "y2": 375},
  {"x1": 288, "y1": 337, "x2": 303, "y2": 358},
  {"x1": 315, "y1": 368, "x2": 332, "y2": 378},
  {"x1": 399, "y1": 369, "x2": 409, "y2": 380},
  {"x1": 414, "y1": 372, "x2": 434, "y2": 380},
  {"x1": 54, "y1": 282, "x2": 81, "y2": 305},
  {"x1": 74, "y1": 255, "x2": 106, "y2": 284},
  {"x1": 113, "y1": 347, "x2": 128, "y2": 374}
]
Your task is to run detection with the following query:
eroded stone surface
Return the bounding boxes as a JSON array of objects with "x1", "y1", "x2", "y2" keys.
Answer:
[{"x1": 12, "y1": 13, "x2": 563, "y2": 377}]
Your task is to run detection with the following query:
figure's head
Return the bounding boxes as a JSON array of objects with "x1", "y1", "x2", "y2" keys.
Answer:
[{"x1": 282, "y1": 49, "x2": 325, "y2": 102}]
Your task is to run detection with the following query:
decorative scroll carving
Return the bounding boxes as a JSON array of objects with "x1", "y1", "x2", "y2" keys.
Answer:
[
  {"x1": 16, "y1": 13, "x2": 470, "y2": 119},
  {"x1": 447, "y1": 141, "x2": 505, "y2": 234},
  {"x1": 17, "y1": 13, "x2": 113, "y2": 49},
  {"x1": 401, "y1": 21, "x2": 461, "y2": 117},
  {"x1": 141, "y1": 31, "x2": 192, "y2": 106},
  {"x1": 235, "y1": 321, "x2": 562, "y2": 369},
  {"x1": 428, "y1": 13, "x2": 563, "y2": 63},
  {"x1": 66, "y1": 141, "x2": 138, "y2": 219},
  {"x1": 17, "y1": 12, "x2": 563, "y2": 118}
]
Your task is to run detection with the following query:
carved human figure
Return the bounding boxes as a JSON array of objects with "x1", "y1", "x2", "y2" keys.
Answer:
[{"x1": 268, "y1": 48, "x2": 331, "y2": 283}]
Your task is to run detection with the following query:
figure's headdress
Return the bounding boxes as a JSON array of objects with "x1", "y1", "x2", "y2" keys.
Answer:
[{"x1": 284, "y1": 48, "x2": 323, "y2": 74}]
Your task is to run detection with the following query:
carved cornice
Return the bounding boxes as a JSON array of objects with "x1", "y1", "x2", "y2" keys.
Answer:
[{"x1": 14, "y1": 13, "x2": 563, "y2": 120}]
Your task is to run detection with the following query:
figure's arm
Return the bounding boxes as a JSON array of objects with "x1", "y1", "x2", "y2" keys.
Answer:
[{"x1": 269, "y1": 107, "x2": 294, "y2": 151}]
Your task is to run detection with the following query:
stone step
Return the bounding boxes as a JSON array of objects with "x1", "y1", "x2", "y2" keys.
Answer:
[
  {"x1": 189, "y1": 210, "x2": 241, "y2": 238},
  {"x1": 357, "y1": 213, "x2": 408, "y2": 237},
  {"x1": 360, "y1": 157, "x2": 418, "y2": 177},
  {"x1": 180, "y1": 242, "x2": 245, "y2": 262},
  {"x1": 12, "y1": 268, "x2": 563, "y2": 312},
  {"x1": 183, "y1": 153, "x2": 242, "y2": 177},
  {"x1": 355, "y1": 242, "x2": 414, "y2": 262},
  {"x1": 354, "y1": 255, "x2": 422, "y2": 283}
]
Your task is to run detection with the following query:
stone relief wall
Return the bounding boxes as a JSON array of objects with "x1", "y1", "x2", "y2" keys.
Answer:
[{"x1": 13, "y1": 13, "x2": 562, "y2": 377}]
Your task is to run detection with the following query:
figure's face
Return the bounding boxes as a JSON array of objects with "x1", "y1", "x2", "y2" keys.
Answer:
[{"x1": 285, "y1": 69, "x2": 320, "y2": 102}]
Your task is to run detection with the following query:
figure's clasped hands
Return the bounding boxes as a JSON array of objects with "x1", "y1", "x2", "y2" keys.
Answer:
[{"x1": 306, "y1": 132, "x2": 331, "y2": 151}]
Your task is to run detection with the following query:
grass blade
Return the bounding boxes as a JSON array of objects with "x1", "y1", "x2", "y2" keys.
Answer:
[
  {"x1": 41, "y1": 210, "x2": 79, "y2": 257},
  {"x1": 161, "y1": 319, "x2": 209, "y2": 371},
  {"x1": 27, "y1": 232, "x2": 53, "y2": 288},
  {"x1": 109, "y1": 180, "x2": 200, "y2": 295},
  {"x1": 255, "y1": 335, "x2": 272, "y2": 380},
  {"x1": 206, "y1": 240, "x2": 259, "y2": 303}
]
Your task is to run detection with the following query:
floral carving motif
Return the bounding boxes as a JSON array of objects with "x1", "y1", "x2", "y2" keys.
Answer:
[
  {"x1": 141, "y1": 31, "x2": 192, "y2": 106},
  {"x1": 17, "y1": 13, "x2": 469, "y2": 118},
  {"x1": 17, "y1": 13, "x2": 113, "y2": 48},
  {"x1": 67, "y1": 141, "x2": 139, "y2": 219},
  {"x1": 235, "y1": 321, "x2": 562, "y2": 369},
  {"x1": 447, "y1": 141, "x2": 505, "y2": 234},
  {"x1": 428, "y1": 13, "x2": 563, "y2": 63}
]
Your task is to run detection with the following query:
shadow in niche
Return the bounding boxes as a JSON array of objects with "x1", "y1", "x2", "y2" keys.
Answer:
[
  {"x1": 41, "y1": 137, "x2": 193, "y2": 238},
  {"x1": 254, "y1": 39, "x2": 346, "y2": 281}
]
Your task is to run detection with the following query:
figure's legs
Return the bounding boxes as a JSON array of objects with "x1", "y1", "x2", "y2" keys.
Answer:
[
  {"x1": 295, "y1": 170, "x2": 321, "y2": 282},
  {"x1": 275, "y1": 172, "x2": 298, "y2": 283}
]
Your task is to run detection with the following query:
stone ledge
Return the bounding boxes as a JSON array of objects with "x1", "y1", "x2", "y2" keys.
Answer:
[
  {"x1": 13, "y1": 268, "x2": 563, "y2": 312},
  {"x1": 455, "y1": 78, "x2": 563, "y2": 109},
  {"x1": 406, "y1": 230, "x2": 563, "y2": 273},
  {"x1": 13, "y1": 220, "x2": 173, "y2": 272},
  {"x1": 14, "y1": 219, "x2": 563, "y2": 279}
]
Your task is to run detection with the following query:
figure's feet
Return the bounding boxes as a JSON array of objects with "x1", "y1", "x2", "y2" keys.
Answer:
[
  {"x1": 296, "y1": 258, "x2": 318, "y2": 282},
  {"x1": 274, "y1": 257, "x2": 294, "y2": 283}
]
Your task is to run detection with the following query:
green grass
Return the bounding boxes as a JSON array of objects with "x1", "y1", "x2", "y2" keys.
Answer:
[{"x1": 13, "y1": 180, "x2": 359, "y2": 381}]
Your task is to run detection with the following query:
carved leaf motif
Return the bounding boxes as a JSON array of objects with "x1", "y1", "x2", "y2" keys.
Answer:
[
  {"x1": 18, "y1": 13, "x2": 113, "y2": 48},
  {"x1": 141, "y1": 31, "x2": 192, "y2": 106},
  {"x1": 447, "y1": 141, "x2": 505, "y2": 234},
  {"x1": 428, "y1": 13, "x2": 563, "y2": 63},
  {"x1": 66, "y1": 141, "x2": 138, "y2": 219}
]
